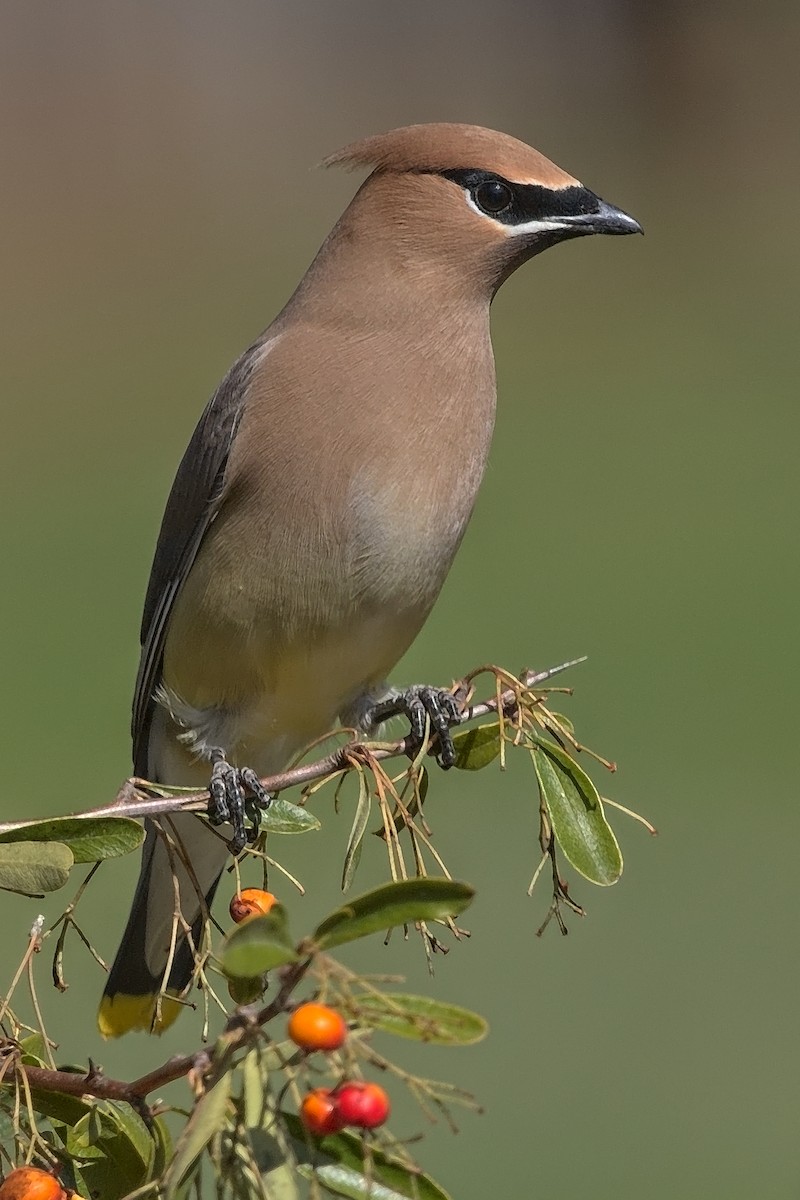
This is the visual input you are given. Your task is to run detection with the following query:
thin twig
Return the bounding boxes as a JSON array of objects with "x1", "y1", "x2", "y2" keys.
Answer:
[
  {"x1": 0, "y1": 662, "x2": 584, "y2": 835},
  {"x1": 0, "y1": 919, "x2": 45, "y2": 1030},
  {"x1": 12, "y1": 956, "x2": 314, "y2": 1111}
]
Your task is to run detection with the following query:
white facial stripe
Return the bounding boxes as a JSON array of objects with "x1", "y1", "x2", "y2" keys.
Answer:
[
  {"x1": 463, "y1": 191, "x2": 573, "y2": 236},
  {"x1": 500, "y1": 216, "x2": 576, "y2": 238}
]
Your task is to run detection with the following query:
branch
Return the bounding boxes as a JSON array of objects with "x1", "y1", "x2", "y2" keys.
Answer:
[
  {"x1": 13, "y1": 955, "x2": 312, "y2": 1110},
  {"x1": 0, "y1": 660, "x2": 584, "y2": 833},
  {"x1": 2, "y1": 658, "x2": 586, "y2": 1114}
]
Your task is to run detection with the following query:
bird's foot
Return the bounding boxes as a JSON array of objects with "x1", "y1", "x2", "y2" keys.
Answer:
[
  {"x1": 366, "y1": 685, "x2": 463, "y2": 769},
  {"x1": 208, "y1": 750, "x2": 273, "y2": 855}
]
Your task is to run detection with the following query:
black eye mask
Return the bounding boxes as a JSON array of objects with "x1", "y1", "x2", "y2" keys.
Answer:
[{"x1": 440, "y1": 168, "x2": 603, "y2": 227}]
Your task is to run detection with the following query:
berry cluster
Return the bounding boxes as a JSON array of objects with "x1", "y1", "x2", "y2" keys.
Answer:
[
  {"x1": 229, "y1": 891, "x2": 391, "y2": 1137},
  {"x1": 299, "y1": 1081, "x2": 391, "y2": 1136},
  {"x1": 288, "y1": 1001, "x2": 390, "y2": 1134}
]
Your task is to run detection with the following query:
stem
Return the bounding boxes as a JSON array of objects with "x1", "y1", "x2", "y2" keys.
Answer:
[
  {"x1": 0, "y1": 664, "x2": 584, "y2": 833},
  {"x1": 11, "y1": 958, "x2": 314, "y2": 1109}
]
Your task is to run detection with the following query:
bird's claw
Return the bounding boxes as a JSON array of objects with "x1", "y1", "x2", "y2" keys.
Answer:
[
  {"x1": 208, "y1": 752, "x2": 273, "y2": 855},
  {"x1": 368, "y1": 685, "x2": 463, "y2": 769}
]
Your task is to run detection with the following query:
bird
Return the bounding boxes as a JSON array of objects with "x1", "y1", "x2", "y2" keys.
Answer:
[{"x1": 98, "y1": 122, "x2": 641, "y2": 1037}]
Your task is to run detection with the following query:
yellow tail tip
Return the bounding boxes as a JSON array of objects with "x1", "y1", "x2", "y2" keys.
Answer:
[{"x1": 97, "y1": 991, "x2": 183, "y2": 1038}]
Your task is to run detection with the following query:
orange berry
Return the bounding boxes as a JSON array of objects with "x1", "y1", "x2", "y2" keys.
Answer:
[
  {"x1": 0, "y1": 1167, "x2": 66, "y2": 1200},
  {"x1": 229, "y1": 888, "x2": 277, "y2": 923},
  {"x1": 334, "y1": 1081, "x2": 390, "y2": 1129},
  {"x1": 299, "y1": 1087, "x2": 346, "y2": 1137},
  {"x1": 288, "y1": 1002, "x2": 347, "y2": 1052}
]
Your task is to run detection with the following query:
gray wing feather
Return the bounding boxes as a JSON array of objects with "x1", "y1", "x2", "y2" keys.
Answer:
[{"x1": 131, "y1": 342, "x2": 263, "y2": 774}]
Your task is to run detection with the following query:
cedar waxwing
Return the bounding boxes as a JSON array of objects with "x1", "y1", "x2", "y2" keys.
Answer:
[{"x1": 98, "y1": 123, "x2": 641, "y2": 1037}]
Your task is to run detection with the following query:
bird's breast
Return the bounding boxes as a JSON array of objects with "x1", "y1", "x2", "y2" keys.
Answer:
[
  {"x1": 162, "y1": 315, "x2": 497, "y2": 746},
  {"x1": 346, "y1": 447, "x2": 485, "y2": 613}
]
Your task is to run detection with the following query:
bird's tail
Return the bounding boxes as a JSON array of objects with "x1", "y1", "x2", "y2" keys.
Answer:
[{"x1": 97, "y1": 812, "x2": 228, "y2": 1038}]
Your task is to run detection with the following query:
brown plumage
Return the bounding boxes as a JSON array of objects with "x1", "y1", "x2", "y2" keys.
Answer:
[
  {"x1": 324, "y1": 122, "x2": 579, "y2": 188},
  {"x1": 99, "y1": 123, "x2": 641, "y2": 1037}
]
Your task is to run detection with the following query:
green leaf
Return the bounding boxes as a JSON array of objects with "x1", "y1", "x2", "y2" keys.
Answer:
[
  {"x1": 218, "y1": 905, "x2": 299, "y2": 979},
  {"x1": 313, "y1": 878, "x2": 474, "y2": 951},
  {"x1": 25, "y1": 1089, "x2": 157, "y2": 1200},
  {"x1": 63, "y1": 1103, "x2": 155, "y2": 1199},
  {"x1": 55, "y1": 1146, "x2": 92, "y2": 1200},
  {"x1": 262, "y1": 1159, "x2": 302, "y2": 1200},
  {"x1": 241, "y1": 1046, "x2": 269, "y2": 1130},
  {"x1": 298, "y1": 1162, "x2": 411, "y2": 1200},
  {"x1": 286, "y1": 1117, "x2": 451, "y2": 1200},
  {"x1": 0, "y1": 841, "x2": 73, "y2": 893},
  {"x1": 100, "y1": 1103, "x2": 154, "y2": 1172},
  {"x1": 261, "y1": 797, "x2": 321, "y2": 835},
  {"x1": 532, "y1": 742, "x2": 622, "y2": 886},
  {"x1": 151, "y1": 1115, "x2": 173, "y2": 1180},
  {"x1": 77, "y1": 1148, "x2": 146, "y2": 1199},
  {"x1": 451, "y1": 722, "x2": 502, "y2": 770},
  {"x1": 0, "y1": 817, "x2": 144, "y2": 862},
  {"x1": 0, "y1": 1105, "x2": 15, "y2": 1141},
  {"x1": 18, "y1": 1032, "x2": 47, "y2": 1066},
  {"x1": 241, "y1": 1062, "x2": 300, "y2": 1196},
  {"x1": 341, "y1": 772, "x2": 371, "y2": 892},
  {"x1": 28, "y1": 1089, "x2": 94, "y2": 1128},
  {"x1": 356, "y1": 993, "x2": 488, "y2": 1045},
  {"x1": 164, "y1": 1075, "x2": 231, "y2": 1200},
  {"x1": 547, "y1": 712, "x2": 575, "y2": 736},
  {"x1": 67, "y1": 1113, "x2": 107, "y2": 1160},
  {"x1": 227, "y1": 974, "x2": 266, "y2": 1005}
]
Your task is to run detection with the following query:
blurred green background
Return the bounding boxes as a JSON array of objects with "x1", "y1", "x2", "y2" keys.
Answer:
[{"x1": 1, "y1": 2, "x2": 798, "y2": 1196}]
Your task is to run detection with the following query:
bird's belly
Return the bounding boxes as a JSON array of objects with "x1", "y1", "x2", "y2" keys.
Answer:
[
  {"x1": 159, "y1": 444, "x2": 480, "y2": 772},
  {"x1": 242, "y1": 605, "x2": 423, "y2": 759},
  {"x1": 160, "y1": 595, "x2": 424, "y2": 772}
]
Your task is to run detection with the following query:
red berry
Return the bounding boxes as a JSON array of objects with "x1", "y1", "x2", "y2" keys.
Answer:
[
  {"x1": 334, "y1": 1081, "x2": 391, "y2": 1129},
  {"x1": 229, "y1": 888, "x2": 277, "y2": 923},
  {"x1": 299, "y1": 1088, "x2": 346, "y2": 1137},
  {"x1": 288, "y1": 1003, "x2": 347, "y2": 1052}
]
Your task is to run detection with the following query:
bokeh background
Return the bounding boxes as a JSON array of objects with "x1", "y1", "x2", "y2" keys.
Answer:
[{"x1": 1, "y1": 2, "x2": 798, "y2": 1196}]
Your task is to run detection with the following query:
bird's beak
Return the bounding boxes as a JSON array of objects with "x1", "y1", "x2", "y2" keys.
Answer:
[{"x1": 566, "y1": 195, "x2": 643, "y2": 237}]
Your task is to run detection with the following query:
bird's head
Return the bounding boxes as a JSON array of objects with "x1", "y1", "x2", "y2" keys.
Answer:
[{"x1": 324, "y1": 123, "x2": 642, "y2": 297}]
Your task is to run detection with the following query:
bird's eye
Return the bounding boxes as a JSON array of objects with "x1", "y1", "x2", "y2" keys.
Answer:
[{"x1": 474, "y1": 180, "x2": 514, "y2": 215}]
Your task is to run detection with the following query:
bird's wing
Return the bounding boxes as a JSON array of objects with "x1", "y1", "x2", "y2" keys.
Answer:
[{"x1": 132, "y1": 341, "x2": 264, "y2": 775}]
